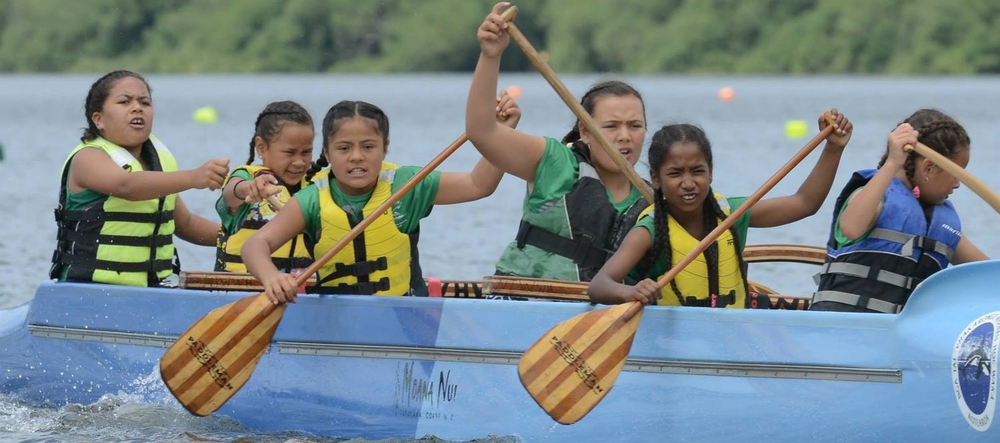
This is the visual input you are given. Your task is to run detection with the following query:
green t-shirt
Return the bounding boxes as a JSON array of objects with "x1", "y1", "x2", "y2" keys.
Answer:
[
  {"x1": 296, "y1": 166, "x2": 441, "y2": 243},
  {"x1": 215, "y1": 168, "x2": 254, "y2": 234},
  {"x1": 630, "y1": 196, "x2": 752, "y2": 277},
  {"x1": 529, "y1": 137, "x2": 644, "y2": 214}
]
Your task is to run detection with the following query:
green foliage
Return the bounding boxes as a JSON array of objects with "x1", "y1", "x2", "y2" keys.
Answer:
[{"x1": 0, "y1": 0, "x2": 998, "y2": 74}]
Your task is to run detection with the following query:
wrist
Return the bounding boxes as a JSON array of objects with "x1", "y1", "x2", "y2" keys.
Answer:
[{"x1": 233, "y1": 180, "x2": 247, "y2": 200}]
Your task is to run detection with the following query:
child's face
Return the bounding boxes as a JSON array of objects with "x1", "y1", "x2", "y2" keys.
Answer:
[
  {"x1": 579, "y1": 95, "x2": 646, "y2": 172},
  {"x1": 257, "y1": 122, "x2": 313, "y2": 186},
  {"x1": 918, "y1": 147, "x2": 969, "y2": 205},
  {"x1": 91, "y1": 76, "x2": 153, "y2": 151},
  {"x1": 325, "y1": 117, "x2": 387, "y2": 196},
  {"x1": 652, "y1": 141, "x2": 712, "y2": 218}
]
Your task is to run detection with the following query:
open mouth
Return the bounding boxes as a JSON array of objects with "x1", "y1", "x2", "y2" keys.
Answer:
[
  {"x1": 129, "y1": 118, "x2": 145, "y2": 129},
  {"x1": 347, "y1": 167, "x2": 366, "y2": 177},
  {"x1": 680, "y1": 193, "x2": 698, "y2": 203}
]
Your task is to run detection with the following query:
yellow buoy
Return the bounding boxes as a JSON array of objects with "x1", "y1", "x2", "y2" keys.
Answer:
[
  {"x1": 785, "y1": 120, "x2": 809, "y2": 139},
  {"x1": 718, "y1": 86, "x2": 734, "y2": 102},
  {"x1": 193, "y1": 106, "x2": 218, "y2": 124}
]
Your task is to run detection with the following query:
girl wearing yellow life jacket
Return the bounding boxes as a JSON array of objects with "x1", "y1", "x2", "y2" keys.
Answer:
[
  {"x1": 215, "y1": 101, "x2": 315, "y2": 273},
  {"x1": 51, "y1": 70, "x2": 229, "y2": 287},
  {"x1": 588, "y1": 115, "x2": 853, "y2": 308},
  {"x1": 242, "y1": 96, "x2": 521, "y2": 304}
]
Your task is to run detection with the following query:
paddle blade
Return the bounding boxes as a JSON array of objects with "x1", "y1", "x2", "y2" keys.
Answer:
[
  {"x1": 518, "y1": 301, "x2": 644, "y2": 424},
  {"x1": 160, "y1": 294, "x2": 286, "y2": 416}
]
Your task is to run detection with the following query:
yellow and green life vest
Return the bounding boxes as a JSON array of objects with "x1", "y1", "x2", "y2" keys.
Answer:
[
  {"x1": 310, "y1": 162, "x2": 413, "y2": 296},
  {"x1": 50, "y1": 135, "x2": 178, "y2": 287},
  {"x1": 215, "y1": 164, "x2": 313, "y2": 273}
]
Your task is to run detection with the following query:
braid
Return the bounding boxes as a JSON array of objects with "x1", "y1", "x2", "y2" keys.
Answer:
[
  {"x1": 305, "y1": 153, "x2": 329, "y2": 182},
  {"x1": 706, "y1": 192, "x2": 750, "y2": 300},
  {"x1": 701, "y1": 193, "x2": 720, "y2": 300},
  {"x1": 645, "y1": 189, "x2": 684, "y2": 304},
  {"x1": 248, "y1": 100, "x2": 314, "y2": 165},
  {"x1": 878, "y1": 109, "x2": 970, "y2": 184}
]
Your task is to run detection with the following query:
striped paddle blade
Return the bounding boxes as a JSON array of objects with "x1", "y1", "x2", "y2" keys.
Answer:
[
  {"x1": 160, "y1": 293, "x2": 285, "y2": 416},
  {"x1": 518, "y1": 301, "x2": 644, "y2": 424}
]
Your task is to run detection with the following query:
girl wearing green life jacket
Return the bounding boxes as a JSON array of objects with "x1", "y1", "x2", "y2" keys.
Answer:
[
  {"x1": 50, "y1": 70, "x2": 229, "y2": 287},
  {"x1": 589, "y1": 115, "x2": 852, "y2": 309},
  {"x1": 215, "y1": 100, "x2": 315, "y2": 274},
  {"x1": 468, "y1": 4, "x2": 651, "y2": 283},
  {"x1": 243, "y1": 96, "x2": 521, "y2": 304}
]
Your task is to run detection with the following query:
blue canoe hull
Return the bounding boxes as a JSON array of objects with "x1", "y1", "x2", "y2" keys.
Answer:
[{"x1": 4, "y1": 261, "x2": 1000, "y2": 441}]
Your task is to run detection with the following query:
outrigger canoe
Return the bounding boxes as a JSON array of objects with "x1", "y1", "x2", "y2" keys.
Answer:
[{"x1": 2, "y1": 245, "x2": 999, "y2": 441}]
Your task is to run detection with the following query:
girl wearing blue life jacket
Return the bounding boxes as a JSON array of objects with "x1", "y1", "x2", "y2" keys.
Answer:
[
  {"x1": 50, "y1": 70, "x2": 229, "y2": 287},
  {"x1": 811, "y1": 109, "x2": 988, "y2": 314},
  {"x1": 589, "y1": 115, "x2": 852, "y2": 309}
]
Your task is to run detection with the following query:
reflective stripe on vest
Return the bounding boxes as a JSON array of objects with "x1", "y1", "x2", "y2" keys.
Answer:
[{"x1": 812, "y1": 169, "x2": 961, "y2": 313}]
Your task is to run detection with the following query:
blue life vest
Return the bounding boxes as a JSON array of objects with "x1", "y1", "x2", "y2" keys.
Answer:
[{"x1": 812, "y1": 169, "x2": 961, "y2": 313}]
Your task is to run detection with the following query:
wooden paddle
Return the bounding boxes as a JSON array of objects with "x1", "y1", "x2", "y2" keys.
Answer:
[
  {"x1": 161, "y1": 133, "x2": 472, "y2": 416},
  {"x1": 498, "y1": 6, "x2": 654, "y2": 205},
  {"x1": 244, "y1": 194, "x2": 285, "y2": 211},
  {"x1": 518, "y1": 118, "x2": 837, "y2": 425},
  {"x1": 904, "y1": 142, "x2": 1000, "y2": 214}
]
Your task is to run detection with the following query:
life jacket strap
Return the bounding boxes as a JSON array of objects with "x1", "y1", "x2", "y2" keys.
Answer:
[
  {"x1": 812, "y1": 290, "x2": 903, "y2": 314},
  {"x1": 813, "y1": 261, "x2": 921, "y2": 290},
  {"x1": 515, "y1": 220, "x2": 609, "y2": 269},
  {"x1": 308, "y1": 277, "x2": 391, "y2": 295}
]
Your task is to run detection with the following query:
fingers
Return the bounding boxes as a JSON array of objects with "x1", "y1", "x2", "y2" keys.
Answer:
[
  {"x1": 203, "y1": 158, "x2": 229, "y2": 190},
  {"x1": 265, "y1": 275, "x2": 298, "y2": 305}
]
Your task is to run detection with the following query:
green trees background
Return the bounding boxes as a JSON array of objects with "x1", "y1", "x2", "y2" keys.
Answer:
[{"x1": 2, "y1": 0, "x2": 999, "y2": 74}]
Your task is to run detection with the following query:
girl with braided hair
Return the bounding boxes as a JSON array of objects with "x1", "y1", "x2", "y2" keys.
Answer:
[
  {"x1": 589, "y1": 111, "x2": 852, "y2": 308},
  {"x1": 215, "y1": 100, "x2": 315, "y2": 273},
  {"x1": 244, "y1": 96, "x2": 521, "y2": 303},
  {"x1": 811, "y1": 109, "x2": 988, "y2": 313}
]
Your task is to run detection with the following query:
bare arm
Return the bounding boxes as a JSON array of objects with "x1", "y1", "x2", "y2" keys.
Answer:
[
  {"x1": 750, "y1": 109, "x2": 853, "y2": 228},
  {"x1": 242, "y1": 197, "x2": 307, "y2": 304},
  {"x1": 588, "y1": 228, "x2": 661, "y2": 306},
  {"x1": 68, "y1": 147, "x2": 229, "y2": 201},
  {"x1": 837, "y1": 124, "x2": 918, "y2": 240},
  {"x1": 465, "y1": 3, "x2": 547, "y2": 183},
  {"x1": 221, "y1": 174, "x2": 281, "y2": 214},
  {"x1": 436, "y1": 89, "x2": 521, "y2": 205},
  {"x1": 173, "y1": 196, "x2": 219, "y2": 246},
  {"x1": 953, "y1": 236, "x2": 989, "y2": 264}
]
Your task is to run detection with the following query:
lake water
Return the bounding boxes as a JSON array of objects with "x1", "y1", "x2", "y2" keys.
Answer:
[{"x1": 3, "y1": 73, "x2": 1000, "y2": 442}]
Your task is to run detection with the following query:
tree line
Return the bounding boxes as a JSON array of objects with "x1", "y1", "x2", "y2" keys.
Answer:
[{"x1": 2, "y1": 0, "x2": 998, "y2": 74}]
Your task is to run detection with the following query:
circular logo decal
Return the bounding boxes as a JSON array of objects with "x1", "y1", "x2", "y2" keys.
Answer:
[{"x1": 953, "y1": 311, "x2": 1000, "y2": 431}]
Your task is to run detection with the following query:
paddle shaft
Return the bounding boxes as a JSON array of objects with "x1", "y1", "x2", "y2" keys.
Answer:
[
  {"x1": 499, "y1": 6, "x2": 654, "y2": 205},
  {"x1": 290, "y1": 134, "x2": 469, "y2": 287},
  {"x1": 904, "y1": 142, "x2": 1000, "y2": 214},
  {"x1": 617, "y1": 122, "x2": 837, "y2": 321}
]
